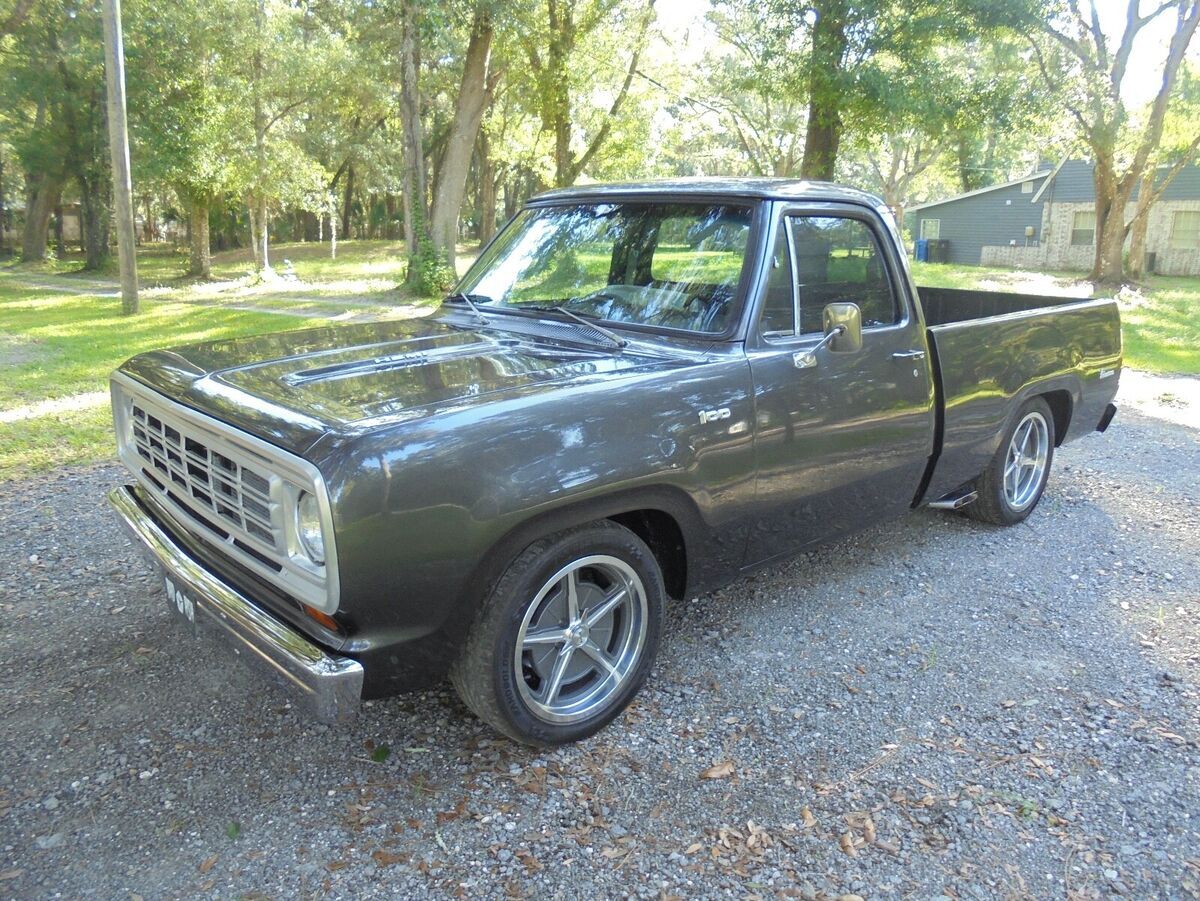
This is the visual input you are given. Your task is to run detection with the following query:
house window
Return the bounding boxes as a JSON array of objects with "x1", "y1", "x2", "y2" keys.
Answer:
[
  {"x1": 1021, "y1": 181, "x2": 1034, "y2": 193},
  {"x1": 919, "y1": 219, "x2": 940, "y2": 240},
  {"x1": 1169, "y1": 210, "x2": 1200, "y2": 250},
  {"x1": 1070, "y1": 210, "x2": 1096, "y2": 246}
]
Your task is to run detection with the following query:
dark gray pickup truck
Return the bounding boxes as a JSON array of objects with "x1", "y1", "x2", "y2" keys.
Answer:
[{"x1": 108, "y1": 179, "x2": 1121, "y2": 745}]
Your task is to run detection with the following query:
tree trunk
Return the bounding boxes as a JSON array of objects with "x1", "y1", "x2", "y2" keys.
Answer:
[
  {"x1": 21, "y1": 174, "x2": 60, "y2": 262},
  {"x1": 53, "y1": 205, "x2": 65, "y2": 258},
  {"x1": 399, "y1": 0, "x2": 428, "y2": 282},
  {"x1": 252, "y1": 0, "x2": 270, "y2": 271},
  {"x1": 547, "y1": 1, "x2": 574, "y2": 187},
  {"x1": 78, "y1": 174, "x2": 111, "y2": 270},
  {"x1": 341, "y1": 163, "x2": 354, "y2": 238},
  {"x1": 384, "y1": 193, "x2": 398, "y2": 239},
  {"x1": 504, "y1": 173, "x2": 519, "y2": 220},
  {"x1": 429, "y1": 7, "x2": 495, "y2": 270},
  {"x1": 799, "y1": 6, "x2": 847, "y2": 182},
  {"x1": 0, "y1": 150, "x2": 7, "y2": 256},
  {"x1": 1126, "y1": 169, "x2": 1157, "y2": 280},
  {"x1": 1090, "y1": 159, "x2": 1131, "y2": 285},
  {"x1": 248, "y1": 198, "x2": 261, "y2": 268},
  {"x1": 479, "y1": 130, "x2": 497, "y2": 242},
  {"x1": 188, "y1": 197, "x2": 211, "y2": 278}
]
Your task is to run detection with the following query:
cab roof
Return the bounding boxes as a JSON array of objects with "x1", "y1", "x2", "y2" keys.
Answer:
[{"x1": 530, "y1": 177, "x2": 886, "y2": 208}]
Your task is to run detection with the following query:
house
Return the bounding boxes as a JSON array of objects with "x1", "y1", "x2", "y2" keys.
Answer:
[{"x1": 904, "y1": 159, "x2": 1200, "y2": 276}]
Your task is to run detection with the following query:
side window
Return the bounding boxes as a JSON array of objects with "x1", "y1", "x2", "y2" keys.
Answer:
[
  {"x1": 790, "y1": 216, "x2": 900, "y2": 332},
  {"x1": 759, "y1": 221, "x2": 796, "y2": 336}
]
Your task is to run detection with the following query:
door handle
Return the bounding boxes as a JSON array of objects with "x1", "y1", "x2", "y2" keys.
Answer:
[{"x1": 892, "y1": 349, "x2": 926, "y2": 361}]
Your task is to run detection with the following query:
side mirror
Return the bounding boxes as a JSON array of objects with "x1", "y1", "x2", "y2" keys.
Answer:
[{"x1": 823, "y1": 302, "x2": 863, "y2": 353}]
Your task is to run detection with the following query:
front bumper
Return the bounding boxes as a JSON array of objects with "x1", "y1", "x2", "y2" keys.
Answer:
[{"x1": 108, "y1": 485, "x2": 363, "y2": 723}]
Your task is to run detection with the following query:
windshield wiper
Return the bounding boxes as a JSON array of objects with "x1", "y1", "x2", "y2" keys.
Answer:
[
  {"x1": 518, "y1": 304, "x2": 628, "y2": 349},
  {"x1": 445, "y1": 292, "x2": 492, "y2": 325}
]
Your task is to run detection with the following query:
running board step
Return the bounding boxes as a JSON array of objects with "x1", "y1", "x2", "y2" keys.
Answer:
[{"x1": 928, "y1": 488, "x2": 979, "y2": 511}]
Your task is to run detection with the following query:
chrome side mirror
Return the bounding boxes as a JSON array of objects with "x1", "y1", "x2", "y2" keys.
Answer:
[{"x1": 823, "y1": 302, "x2": 862, "y2": 353}]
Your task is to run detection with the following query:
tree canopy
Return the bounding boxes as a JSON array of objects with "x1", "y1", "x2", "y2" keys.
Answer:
[{"x1": 1, "y1": 0, "x2": 1196, "y2": 286}]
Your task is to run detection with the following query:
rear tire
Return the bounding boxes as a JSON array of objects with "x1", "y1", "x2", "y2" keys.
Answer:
[
  {"x1": 965, "y1": 397, "x2": 1056, "y2": 526},
  {"x1": 450, "y1": 520, "x2": 664, "y2": 747}
]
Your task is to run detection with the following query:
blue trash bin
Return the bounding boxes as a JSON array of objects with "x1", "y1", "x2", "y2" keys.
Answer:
[{"x1": 915, "y1": 239, "x2": 929, "y2": 262}]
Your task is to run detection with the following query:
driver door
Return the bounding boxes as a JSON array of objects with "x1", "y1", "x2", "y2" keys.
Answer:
[{"x1": 745, "y1": 205, "x2": 936, "y2": 566}]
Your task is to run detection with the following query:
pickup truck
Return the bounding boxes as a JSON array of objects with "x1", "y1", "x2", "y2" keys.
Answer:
[{"x1": 108, "y1": 179, "x2": 1121, "y2": 746}]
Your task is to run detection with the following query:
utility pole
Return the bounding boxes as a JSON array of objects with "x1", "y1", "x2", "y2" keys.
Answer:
[{"x1": 101, "y1": 0, "x2": 138, "y2": 314}]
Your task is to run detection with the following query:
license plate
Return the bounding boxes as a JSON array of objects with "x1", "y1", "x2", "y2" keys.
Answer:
[{"x1": 163, "y1": 574, "x2": 197, "y2": 630}]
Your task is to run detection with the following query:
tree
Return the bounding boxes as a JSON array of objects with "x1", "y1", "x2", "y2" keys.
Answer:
[
  {"x1": 126, "y1": 0, "x2": 248, "y2": 278},
  {"x1": 5, "y1": 0, "x2": 113, "y2": 267},
  {"x1": 523, "y1": 0, "x2": 657, "y2": 187},
  {"x1": 700, "y1": 5, "x2": 807, "y2": 177},
  {"x1": 428, "y1": 4, "x2": 500, "y2": 270},
  {"x1": 1128, "y1": 62, "x2": 1200, "y2": 276},
  {"x1": 842, "y1": 38, "x2": 1049, "y2": 224},
  {"x1": 398, "y1": 0, "x2": 429, "y2": 285},
  {"x1": 1035, "y1": 0, "x2": 1200, "y2": 283},
  {"x1": 724, "y1": 0, "x2": 1037, "y2": 181}
]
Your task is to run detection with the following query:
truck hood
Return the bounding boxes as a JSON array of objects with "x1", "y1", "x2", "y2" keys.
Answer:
[{"x1": 119, "y1": 316, "x2": 684, "y2": 456}]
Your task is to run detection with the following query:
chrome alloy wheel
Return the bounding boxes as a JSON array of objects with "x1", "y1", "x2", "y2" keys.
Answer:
[
  {"x1": 514, "y1": 555, "x2": 648, "y2": 724},
  {"x1": 1004, "y1": 410, "x2": 1050, "y2": 511}
]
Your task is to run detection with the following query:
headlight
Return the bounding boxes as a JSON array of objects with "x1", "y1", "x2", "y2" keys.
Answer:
[{"x1": 294, "y1": 491, "x2": 325, "y2": 565}]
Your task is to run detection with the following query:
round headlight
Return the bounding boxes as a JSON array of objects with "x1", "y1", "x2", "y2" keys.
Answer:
[{"x1": 294, "y1": 491, "x2": 325, "y2": 565}]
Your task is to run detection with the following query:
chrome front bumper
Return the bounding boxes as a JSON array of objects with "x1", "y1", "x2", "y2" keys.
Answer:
[{"x1": 108, "y1": 485, "x2": 363, "y2": 723}]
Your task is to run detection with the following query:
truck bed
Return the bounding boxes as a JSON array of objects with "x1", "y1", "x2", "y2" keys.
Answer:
[
  {"x1": 917, "y1": 286, "x2": 1097, "y2": 327},
  {"x1": 916, "y1": 286, "x2": 1123, "y2": 504}
]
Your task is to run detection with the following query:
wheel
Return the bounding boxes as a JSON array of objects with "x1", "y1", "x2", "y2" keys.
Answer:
[
  {"x1": 450, "y1": 521, "x2": 664, "y2": 746},
  {"x1": 965, "y1": 397, "x2": 1056, "y2": 525}
]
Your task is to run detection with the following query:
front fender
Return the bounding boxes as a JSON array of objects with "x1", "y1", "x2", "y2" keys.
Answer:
[{"x1": 312, "y1": 352, "x2": 756, "y2": 691}]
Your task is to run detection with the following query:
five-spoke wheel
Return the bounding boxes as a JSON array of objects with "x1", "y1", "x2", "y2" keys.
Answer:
[
  {"x1": 515, "y1": 556, "x2": 647, "y2": 723},
  {"x1": 966, "y1": 396, "x2": 1056, "y2": 525},
  {"x1": 1003, "y1": 410, "x2": 1050, "y2": 511},
  {"x1": 451, "y1": 521, "x2": 664, "y2": 746}
]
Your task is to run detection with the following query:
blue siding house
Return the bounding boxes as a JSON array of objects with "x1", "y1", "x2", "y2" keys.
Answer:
[{"x1": 904, "y1": 159, "x2": 1200, "y2": 276}]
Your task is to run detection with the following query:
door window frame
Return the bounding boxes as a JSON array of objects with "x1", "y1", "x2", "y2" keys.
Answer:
[{"x1": 745, "y1": 202, "x2": 915, "y2": 350}]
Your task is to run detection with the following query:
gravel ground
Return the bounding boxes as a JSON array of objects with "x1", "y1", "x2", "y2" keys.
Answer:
[{"x1": 1, "y1": 383, "x2": 1198, "y2": 899}]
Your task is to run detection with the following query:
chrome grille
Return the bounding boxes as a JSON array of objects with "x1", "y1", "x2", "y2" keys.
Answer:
[{"x1": 131, "y1": 402, "x2": 279, "y2": 550}]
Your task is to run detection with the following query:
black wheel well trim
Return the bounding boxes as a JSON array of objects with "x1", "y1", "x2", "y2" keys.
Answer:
[
  {"x1": 465, "y1": 486, "x2": 702, "y2": 611},
  {"x1": 1007, "y1": 376, "x2": 1080, "y2": 448}
]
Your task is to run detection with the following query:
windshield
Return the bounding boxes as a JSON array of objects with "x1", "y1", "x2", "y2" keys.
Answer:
[{"x1": 457, "y1": 201, "x2": 754, "y2": 334}]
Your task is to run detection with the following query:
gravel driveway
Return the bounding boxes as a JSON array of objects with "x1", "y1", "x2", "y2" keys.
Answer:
[{"x1": 1, "y1": 385, "x2": 1198, "y2": 899}]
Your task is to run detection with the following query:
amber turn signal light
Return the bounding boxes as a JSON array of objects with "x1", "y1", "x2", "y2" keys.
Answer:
[{"x1": 302, "y1": 604, "x2": 339, "y2": 632}]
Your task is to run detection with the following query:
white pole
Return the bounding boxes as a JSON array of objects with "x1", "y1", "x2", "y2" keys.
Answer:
[{"x1": 102, "y1": 0, "x2": 138, "y2": 313}]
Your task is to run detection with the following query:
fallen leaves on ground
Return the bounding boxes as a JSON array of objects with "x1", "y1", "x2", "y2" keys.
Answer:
[{"x1": 699, "y1": 761, "x2": 735, "y2": 779}]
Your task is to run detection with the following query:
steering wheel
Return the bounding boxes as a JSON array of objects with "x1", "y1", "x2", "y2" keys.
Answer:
[{"x1": 570, "y1": 290, "x2": 636, "y2": 321}]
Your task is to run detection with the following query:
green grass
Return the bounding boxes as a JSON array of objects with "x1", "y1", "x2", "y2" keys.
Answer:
[
  {"x1": 0, "y1": 239, "x2": 468, "y2": 482},
  {"x1": 1119, "y1": 276, "x2": 1200, "y2": 374},
  {"x1": 0, "y1": 272, "x2": 329, "y2": 482},
  {"x1": 911, "y1": 262, "x2": 1200, "y2": 374}
]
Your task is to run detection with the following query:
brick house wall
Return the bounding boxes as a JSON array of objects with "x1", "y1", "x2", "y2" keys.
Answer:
[
  {"x1": 982, "y1": 199, "x2": 1200, "y2": 276},
  {"x1": 1142, "y1": 199, "x2": 1200, "y2": 276}
]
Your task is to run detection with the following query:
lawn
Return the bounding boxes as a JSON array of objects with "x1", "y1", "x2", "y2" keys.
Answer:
[
  {"x1": 0, "y1": 239, "x2": 470, "y2": 481},
  {"x1": 0, "y1": 271, "x2": 331, "y2": 481},
  {"x1": 911, "y1": 262, "x2": 1200, "y2": 374},
  {"x1": 2, "y1": 245, "x2": 1195, "y2": 482}
]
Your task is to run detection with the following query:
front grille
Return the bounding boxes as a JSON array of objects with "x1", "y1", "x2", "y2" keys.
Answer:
[{"x1": 131, "y1": 402, "x2": 280, "y2": 551}]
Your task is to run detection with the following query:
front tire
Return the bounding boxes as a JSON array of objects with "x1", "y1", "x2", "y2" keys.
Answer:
[
  {"x1": 450, "y1": 521, "x2": 665, "y2": 746},
  {"x1": 965, "y1": 397, "x2": 1056, "y2": 525}
]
